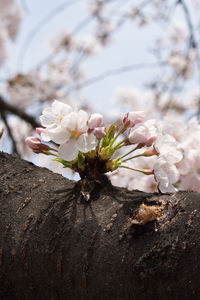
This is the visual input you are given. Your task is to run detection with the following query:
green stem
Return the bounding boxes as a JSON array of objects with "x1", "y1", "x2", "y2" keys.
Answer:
[
  {"x1": 113, "y1": 140, "x2": 126, "y2": 150},
  {"x1": 119, "y1": 165, "x2": 153, "y2": 175},
  {"x1": 109, "y1": 124, "x2": 127, "y2": 147},
  {"x1": 113, "y1": 126, "x2": 124, "y2": 141},
  {"x1": 122, "y1": 153, "x2": 144, "y2": 163},
  {"x1": 117, "y1": 145, "x2": 139, "y2": 161}
]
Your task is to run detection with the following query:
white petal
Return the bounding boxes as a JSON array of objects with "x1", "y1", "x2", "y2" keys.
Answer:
[
  {"x1": 41, "y1": 130, "x2": 51, "y2": 142},
  {"x1": 88, "y1": 113, "x2": 103, "y2": 129},
  {"x1": 58, "y1": 139, "x2": 79, "y2": 161},
  {"x1": 76, "y1": 133, "x2": 97, "y2": 153},
  {"x1": 128, "y1": 126, "x2": 148, "y2": 144},
  {"x1": 167, "y1": 164, "x2": 179, "y2": 183},
  {"x1": 40, "y1": 113, "x2": 55, "y2": 127},
  {"x1": 154, "y1": 156, "x2": 179, "y2": 193},
  {"x1": 46, "y1": 126, "x2": 70, "y2": 144},
  {"x1": 52, "y1": 100, "x2": 72, "y2": 116},
  {"x1": 77, "y1": 110, "x2": 88, "y2": 132},
  {"x1": 42, "y1": 107, "x2": 53, "y2": 115},
  {"x1": 61, "y1": 112, "x2": 77, "y2": 131},
  {"x1": 159, "y1": 183, "x2": 177, "y2": 193}
]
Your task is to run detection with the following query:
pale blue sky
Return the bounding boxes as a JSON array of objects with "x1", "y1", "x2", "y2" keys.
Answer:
[{"x1": 4, "y1": 0, "x2": 164, "y2": 113}]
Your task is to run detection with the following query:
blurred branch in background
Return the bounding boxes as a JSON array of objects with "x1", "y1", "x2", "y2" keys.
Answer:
[
  {"x1": 1, "y1": 0, "x2": 200, "y2": 192},
  {"x1": 20, "y1": 0, "x2": 30, "y2": 14},
  {"x1": 0, "y1": 95, "x2": 40, "y2": 129}
]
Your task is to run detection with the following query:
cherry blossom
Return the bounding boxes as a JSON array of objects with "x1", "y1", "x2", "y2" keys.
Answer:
[
  {"x1": 123, "y1": 111, "x2": 146, "y2": 127},
  {"x1": 154, "y1": 156, "x2": 179, "y2": 193},
  {"x1": 40, "y1": 100, "x2": 73, "y2": 144},
  {"x1": 0, "y1": 0, "x2": 22, "y2": 66},
  {"x1": 40, "y1": 101, "x2": 97, "y2": 161},
  {"x1": 93, "y1": 127, "x2": 106, "y2": 139},
  {"x1": 154, "y1": 134, "x2": 183, "y2": 164},
  {"x1": 88, "y1": 113, "x2": 103, "y2": 130},
  {"x1": 25, "y1": 100, "x2": 190, "y2": 193},
  {"x1": 76, "y1": 36, "x2": 99, "y2": 56},
  {"x1": 128, "y1": 119, "x2": 157, "y2": 145}
]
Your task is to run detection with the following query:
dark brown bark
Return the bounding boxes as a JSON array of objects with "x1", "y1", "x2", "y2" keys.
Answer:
[{"x1": 0, "y1": 151, "x2": 200, "y2": 300}]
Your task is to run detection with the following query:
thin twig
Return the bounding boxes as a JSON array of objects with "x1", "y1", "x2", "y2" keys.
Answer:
[
  {"x1": 77, "y1": 62, "x2": 165, "y2": 89},
  {"x1": 20, "y1": 0, "x2": 30, "y2": 14},
  {"x1": 177, "y1": 0, "x2": 200, "y2": 116},
  {"x1": 72, "y1": 15, "x2": 93, "y2": 35},
  {"x1": 177, "y1": 0, "x2": 196, "y2": 48}
]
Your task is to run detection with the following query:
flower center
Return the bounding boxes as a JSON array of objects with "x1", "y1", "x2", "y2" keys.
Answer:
[
  {"x1": 55, "y1": 113, "x2": 63, "y2": 123},
  {"x1": 71, "y1": 129, "x2": 83, "y2": 139}
]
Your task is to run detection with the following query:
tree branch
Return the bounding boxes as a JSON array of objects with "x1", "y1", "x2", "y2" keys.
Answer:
[{"x1": 0, "y1": 96, "x2": 40, "y2": 129}]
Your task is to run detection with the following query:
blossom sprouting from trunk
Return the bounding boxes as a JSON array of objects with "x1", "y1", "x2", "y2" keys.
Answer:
[{"x1": 26, "y1": 100, "x2": 184, "y2": 193}]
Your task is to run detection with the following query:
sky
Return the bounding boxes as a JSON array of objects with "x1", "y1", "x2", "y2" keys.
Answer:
[{"x1": 4, "y1": 0, "x2": 165, "y2": 114}]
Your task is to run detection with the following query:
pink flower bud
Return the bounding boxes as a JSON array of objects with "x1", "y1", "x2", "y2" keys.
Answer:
[
  {"x1": 128, "y1": 120, "x2": 157, "y2": 145},
  {"x1": 88, "y1": 113, "x2": 103, "y2": 130},
  {"x1": 128, "y1": 126, "x2": 149, "y2": 144},
  {"x1": 25, "y1": 137, "x2": 50, "y2": 154},
  {"x1": 93, "y1": 127, "x2": 106, "y2": 139},
  {"x1": 123, "y1": 111, "x2": 146, "y2": 127},
  {"x1": 36, "y1": 127, "x2": 45, "y2": 135},
  {"x1": 145, "y1": 136, "x2": 157, "y2": 146}
]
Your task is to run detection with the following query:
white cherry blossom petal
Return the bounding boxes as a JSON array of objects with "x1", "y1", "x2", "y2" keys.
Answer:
[
  {"x1": 40, "y1": 100, "x2": 72, "y2": 128},
  {"x1": 41, "y1": 130, "x2": 51, "y2": 142},
  {"x1": 45, "y1": 125, "x2": 70, "y2": 144},
  {"x1": 77, "y1": 110, "x2": 88, "y2": 132},
  {"x1": 128, "y1": 119, "x2": 157, "y2": 144},
  {"x1": 154, "y1": 156, "x2": 179, "y2": 193},
  {"x1": 88, "y1": 113, "x2": 103, "y2": 130},
  {"x1": 52, "y1": 100, "x2": 72, "y2": 116},
  {"x1": 61, "y1": 112, "x2": 77, "y2": 131},
  {"x1": 76, "y1": 133, "x2": 97, "y2": 153},
  {"x1": 40, "y1": 112, "x2": 55, "y2": 127},
  {"x1": 154, "y1": 134, "x2": 183, "y2": 164},
  {"x1": 58, "y1": 139, "x2": 79, "y2": 161}
]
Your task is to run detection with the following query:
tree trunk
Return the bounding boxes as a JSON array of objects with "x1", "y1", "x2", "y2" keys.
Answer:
[{"x1": 0, "y1": 151, "x2": 200, "y2": 300}]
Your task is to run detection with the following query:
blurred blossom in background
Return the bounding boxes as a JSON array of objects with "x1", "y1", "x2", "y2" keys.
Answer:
[{"x1": 1, "y1": 0, "x2": 200, "y2": 191}]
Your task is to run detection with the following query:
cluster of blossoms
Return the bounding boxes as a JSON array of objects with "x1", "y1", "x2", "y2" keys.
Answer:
[
  {"x1": 111, "y1": 112, "x2": 200, "y2": 193},
  {"x1": 26, "y1": 100, "x2": 183, "y2": 193},
  {"x1": 0, "y1": 0, "x2": 22, "y2": 66}
]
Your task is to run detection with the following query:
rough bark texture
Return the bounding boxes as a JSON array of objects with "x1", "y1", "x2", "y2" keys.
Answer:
[{"x1": 1, "y1": 151, "x2": 200, "y2": 300}]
